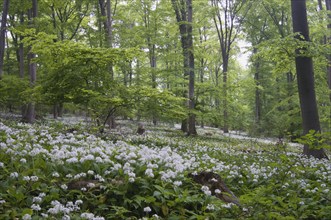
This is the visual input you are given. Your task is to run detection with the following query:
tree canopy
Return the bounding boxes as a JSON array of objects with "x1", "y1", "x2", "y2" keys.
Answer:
[{"x1": 0, "y1": 0, "x2": 330, "y2": 158}]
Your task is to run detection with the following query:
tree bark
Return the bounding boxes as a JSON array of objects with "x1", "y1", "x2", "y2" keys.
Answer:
[
  {"x1": 291, "y1": 0, "x2": 328, "y2": 159},
  {"x1": 17, "y1": 12, "x2": 24, "y2": 78},
  {"x1": 172, "y1": 0, "x2": 197, "y2": 135},
  {"x1": 0, "y1": 0, "x2": 10, "y2": 79},
  {"x1": 325, "y1": 0, "x2": 331, "y2": 104},
  {"x1": 24, "y1": 0, "x2": 38, "y2": 123},
  {"x1": 253, "y1": 48, "x2": 261, "y2": 125},
  {"x1": 222, "y1": 54, "x2": 229, "y2": 133},
  {"x1": 187, "y1": 0, "x2": 197, "y2": 135},
  {"x1": 211, "y1": 0, "x2": 245, "y2": 133},
  {"x1": 98, "y1": 0, "x2": 117, "y2": 128}
]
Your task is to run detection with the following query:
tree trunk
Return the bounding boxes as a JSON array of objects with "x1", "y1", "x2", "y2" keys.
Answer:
[
  {"x1": 291, "y1": 0, "x2": 328, "y2": 159},
  {"x1": 171, "y1": 0, "x2": 196, "y2": 135},
  {"x1": 24, "y1": 0, "x2": 38, "y2": 123},
  {"x1": 18, "y1": 12, "x2": 25, "y2": 78},
  {"x1": 254, "y1": 48, "x2": 261, "y2": 125},
  {"x1": 98, "y1": 0, "x2": 116, "y2": 128},
  {"x1": 326, "y1": 0, "x2": 331, "y2": 104},
  {"x1": 187, "y1": 0, "x2": 197, "y2": 135},
  {"x1": 0, "y1": 0, "x2": 10, "y2": 79},
  {"x1": 53, "y1": 103, "x2": 59, "y2": 119},
  {"x1": 221, "y1": 50, "x2": 229, "y2": 133},
  {"x1": 150, "y1": 45, "x2": 158, "y2": 125},
  {"x1": 211, "y1": 0, "x2": 244, "y2": 134}
]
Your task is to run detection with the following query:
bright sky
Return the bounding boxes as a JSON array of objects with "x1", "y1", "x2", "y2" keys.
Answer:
[{"x1": 237, "y1": 40, "x2": 251, "y2": 69}]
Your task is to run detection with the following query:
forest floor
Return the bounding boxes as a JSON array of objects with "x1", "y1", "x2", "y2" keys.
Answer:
[{"x1": 0, "y1": 114, "x2": 330, "y2": 219}]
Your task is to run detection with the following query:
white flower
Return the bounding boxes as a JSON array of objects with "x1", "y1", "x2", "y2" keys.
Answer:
[
  {"x1": 173, "y1": 181, "x2": 182, "y2": 186},
  {"x1": 61, "y1": 184, "x2": 68, "y2": 190},
  {"x1": 66, "y1": 174, "x2": 73, "y2": 178},
  {"x1": 30, "y1": 176, "x2": 39, "y2": 182},
  {"x1": 22, "y1": 214, "x2": 32, "y2": 220},
  {"x1": 39, "y1": 192, "x2": 46, "y2": 197},
  {"x1": 81, "y1": 212, "x2": 95, "y2": 219},
  {"x1": 94, "y1": 174, "x2": 105, "y2": 182},
  {"x1": 95, "y1": 157, "x2": 103, "y2": 163},
  {"x1": 33, "y1": 196, "x2": 43, "y2": 203},
  {"x1": 23, "y1": 176, "x2": 31, "y2": 181},
  {"x1": 144, "y1": 206, "x2": 152, "y2": 212},
  {"x1": 204, "y1": 190, "x2": 212, "y2": 196},
  {"x1": 145, "y1": 168, "x2": 154, "y2": 178},
  {"x1": 152, "y1": 214, "x2": 160, "y2": 219},
  {"x1": 201, "y1": 185, "x2": 209, "y2": 191},
  {"x1": 81, "y1": 187, "x2": 87, "y2": 191},
  {"x1": 211, "y1": 178, "x2": 218, "y2": 182},
  {"x1": 0, "y1": 200, "x2": 6, "y2": 204},
  {"x1": 0, "y1": 162, "x2": 4, "y2": 167},
  {"x1": 206, "y1": 204, "x2": 215, "y2": 210},
  {"x1": 10, "y1": 172, "x2": 19, "y2": 178},
  {"x1": 215, "y1": 189, "x2": 221, "y2": 194},
  {"x1": 221, "y1": 203, "x2": 235, "y2": 209},
  {"x1": 87, "y1": 170, "x2": 94, "y2": 175},
  {"x1": 66, "y1": 157, "x2": 78, "y2": 163},
  {"x1": 87, "y1": 182, "x2": 95, "y2": 188},
  {"x1": 75, "y1": 200, "x2": 83, "y2": 205},
  {"x1": 129, "y1": 177, "x2": 135, "y2": 183},
  {"x1": 201, "y1": 185, "x2": 211, "y2": 195},
  {"x1": 52, "y1": 172, "x2": 60, "y2": 177},
  {"x1": 62, "y1": 214, "x2": 71, "y2": 220},
  {"x1": 93, "y1": 216, "x2": 105, "y2": 220},
  {"x1": 41, "y1": 213, "x2": 48, "y2": 218},
  {"x1": 20, "y1": 158, "x2": 27, "y2": 163},
  {"x1": 31, "y1": 203, "x2": 41, "y2": 211}
]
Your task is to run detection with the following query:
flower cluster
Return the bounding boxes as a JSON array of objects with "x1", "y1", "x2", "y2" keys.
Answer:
[{"x1": 0, "y1": 120, "x2": 330, "y2": 219}]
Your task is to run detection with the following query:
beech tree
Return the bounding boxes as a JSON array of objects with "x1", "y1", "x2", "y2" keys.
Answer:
[
  {"x1": 23, "y1": 0, "x2": 38, "y2": 123},
  {"x1": 210, "y1": 0, "x2": 248, "y2": 133},
  {"x1": 326, "y1": 0, "x2": 331, "y2": 103},
  {"x1": 291, "y1": 0, "x2": 328, "y2": 159},
  {"x1": 0, "y1": 0, "x2": 330, "y2": 140},
  {"x1": 0, "y1": 0, "x2": 10, "y2": 79},
  {"x1": 171, "y1": 0, "x2": 197, "y2": 135}
]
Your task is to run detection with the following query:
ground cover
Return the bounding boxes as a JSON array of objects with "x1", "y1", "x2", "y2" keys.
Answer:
[{"x1": 0, "y1": 119, "x2": 330, "y2": 219}]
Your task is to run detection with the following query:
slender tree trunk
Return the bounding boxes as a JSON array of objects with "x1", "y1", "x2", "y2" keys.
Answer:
[
  {"x1": 24, "y1": 0, "x2": 38, "y2": 123},
  {"x1": 187, "y1": 0, "x2": 197, "y2": 135},
  {"x1": 200, "y1": 58, "x2": 205, "y2": 128},
  {"x1": 17, "y1": 12, "x2": 24, "y2": 78},
  {"x1": 150, "y1": 45, "x2": 158, "y2": 125},
  {"x1": 291, "y1": 0, "x2": 328, "y2": 159},
  {"x1": 19, "y1": 42, "x2": 24, "y2": 78},
  {"x1": 19, "y1": 16, "x2": 25, "y2": 115},
  {"x1": 253, "y1": 48, "x2": 261, "y2": 126},
  {"x1": 171, "y1": 0, "x2": 196, "y2": 135},
  {"x1": 325, "y1": 0, "x2": 331, "y2": 103},
  {"x1": 221, "y1": 50, "x2": 229, "y2": 133},
  {"x1": 0, "y1": 0, "x2": 10, "y2": 79},
  {"x1": 98, "y1": 0, "x2": 116, "y2": 128}
]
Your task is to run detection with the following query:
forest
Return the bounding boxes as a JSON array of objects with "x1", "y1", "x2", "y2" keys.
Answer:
[{"x1": 0, "y1": 0, "x2": 330, "y2": 219}]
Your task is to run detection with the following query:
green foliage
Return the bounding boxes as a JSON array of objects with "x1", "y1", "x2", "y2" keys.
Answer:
[
  {"x1": 1, "y1": 0, "x2": 330, "y2": 147},
  {"x1": 0, "y1": 120, "x2": 330, "y2": 219},
  {"x1": 133, "y1": 86, "x2": 187, "y2": 122},
  {"x1": 0, "y1": 75, "x2": 29, "y2": 109},
  {"x1": 296, "y1": 130, "x2": 331, "y2": 151}
]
